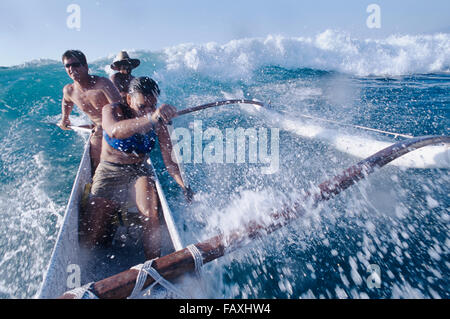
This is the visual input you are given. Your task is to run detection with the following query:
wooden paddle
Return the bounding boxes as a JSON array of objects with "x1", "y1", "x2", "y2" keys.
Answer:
[{"x1": 59, "y1": 135, "x2": 450, "y2": 299}]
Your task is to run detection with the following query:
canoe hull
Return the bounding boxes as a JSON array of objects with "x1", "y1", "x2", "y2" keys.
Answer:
[
  {"x1": 39, "y1": 137, "x2": 92, "y2": 298},
  {"x1": 39, "y1": 136, "x2": 182, "y2": 298}
]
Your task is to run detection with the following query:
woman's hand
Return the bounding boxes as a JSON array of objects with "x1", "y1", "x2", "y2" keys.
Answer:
[
  {"x1": 154, "y1": 104, "x2": 177, "y2": 124},
  {"x1": 183, "y1": 186, "x2": 195, "y2": 203}
]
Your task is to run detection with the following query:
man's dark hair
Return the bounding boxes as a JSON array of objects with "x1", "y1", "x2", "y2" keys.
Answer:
[
  {"x1": 129, "y1": 77, "x2": 160, "y2": 97},
  {"x1": 62, "y1": 50, "x2": 87, "y2": 66}
]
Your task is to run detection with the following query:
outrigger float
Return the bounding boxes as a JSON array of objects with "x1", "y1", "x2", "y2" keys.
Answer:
[{"x1": 38, "y1": 100, "x2": 449, "y2": 299}]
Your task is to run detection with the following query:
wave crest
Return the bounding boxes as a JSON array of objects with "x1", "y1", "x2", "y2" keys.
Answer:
[{"x1": 163, "y1": 30, "x2": 450, "y2": 77}]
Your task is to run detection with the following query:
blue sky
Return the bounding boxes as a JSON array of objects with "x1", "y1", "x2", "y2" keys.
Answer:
[{"x1": 1, "y1": 0, "x2": 449, "y2": 66}]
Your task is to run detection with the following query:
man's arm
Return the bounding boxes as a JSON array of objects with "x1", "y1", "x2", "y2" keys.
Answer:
[
  {"x1": 58, "y1": 85, "x2": 74, "y2": 130},
  {"x1": 100, "y1": 77, "x2": 121, "y2": 104},
  {"x1": 109, "y1": 73, "x2": 120, "y2": 91}
]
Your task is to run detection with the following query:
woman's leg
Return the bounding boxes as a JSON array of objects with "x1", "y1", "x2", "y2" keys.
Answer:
[
  {"x1": 79, "y1": 196, "x2": 119, "y2": 248},
  {"x1": 134, "y1": 175, "x2": 161, "y2": 260}
]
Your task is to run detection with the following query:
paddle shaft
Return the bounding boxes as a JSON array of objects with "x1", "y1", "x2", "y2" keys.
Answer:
[
  {"x1": 67, "y1": 125, "x2": 93, "y2": 134},
  {"x1": 59, "y1": 135, "x2": 449, "y2": 299},
  {"x1": 175, "y1": 99, "x2": 264, "y2": 117}
]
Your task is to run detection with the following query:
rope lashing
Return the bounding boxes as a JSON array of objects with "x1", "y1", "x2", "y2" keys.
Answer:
[
  {"x1": 128, "y1": 245, "x2": 204, "y2": 299},
  {"x1": 187, "y1": 244, "x2": 204, "y2": 276},
  {"x1": 65, "y1": 282, "x2": 98, "y2": 299},
  {"x1": 128, "y1": 259, "x2": 188, "y2": 299}
]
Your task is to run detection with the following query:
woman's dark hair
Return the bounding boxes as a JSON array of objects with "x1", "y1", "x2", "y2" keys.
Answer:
[
  {"x1": 61, "y1": 50, "x2": 87, "y2": 66},
  {"x1": 129, "y1": 77, "x2": 160, "y2": 98}
]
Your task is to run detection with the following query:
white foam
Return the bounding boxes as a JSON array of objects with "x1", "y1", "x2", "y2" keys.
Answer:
[
  {"x1": 0, "y1": 150, "x2": 65, "y2": 298},
  {"x1": 162, "y1": 30, "x2": 450, "y2": 77},
  {"x1": 391, "y1": 282, "x2": 427, "y2": 298},
  {"x1": 14, "y1": 58, "x2": 58, "y2": 69},
  {"x1": 254, "y1": 106, "x2": 450, "y2": 169},
  {"x1": 9, "y1": 30, "x2": 450, "y2": 77}
]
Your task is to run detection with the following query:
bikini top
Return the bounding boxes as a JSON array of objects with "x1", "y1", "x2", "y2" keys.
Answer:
[{"x1": 103, "y1": 103, "x2": 157, "y2": 154}]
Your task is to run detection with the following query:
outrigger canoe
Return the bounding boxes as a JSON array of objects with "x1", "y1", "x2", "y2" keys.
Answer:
[
  {"x1": 38, "y1": 128, "x2": 188, "y2": 299},
  {"x1": 38, "y1": 100, "x2": 449, "y2": 299},
  {"x1": 38, "y1": 100, "x2": 265, "y2": 299}
]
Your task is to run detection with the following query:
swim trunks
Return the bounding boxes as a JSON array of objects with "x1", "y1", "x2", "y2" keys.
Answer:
[{"x1": 90, "y1": 160, "x2": 155, "y2": 210}]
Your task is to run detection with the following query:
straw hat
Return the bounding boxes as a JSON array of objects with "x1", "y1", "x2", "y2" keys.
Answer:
[{"x1": 110, "y1": 51, "x2": 140, "y2": 71}]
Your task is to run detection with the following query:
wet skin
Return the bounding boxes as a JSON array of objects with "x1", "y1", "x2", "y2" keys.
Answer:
[{"x1": 58, "y1": 56, "x2": 121, "y2": 171}]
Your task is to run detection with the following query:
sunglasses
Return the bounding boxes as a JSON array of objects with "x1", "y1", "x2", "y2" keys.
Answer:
[{"x1": 64, "y1": 62, "x2": 82, "y2": 68}]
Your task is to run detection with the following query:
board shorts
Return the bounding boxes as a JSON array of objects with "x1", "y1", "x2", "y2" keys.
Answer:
[{"x1": 90, "y1": 160, "x2": 155, "y2": 210}]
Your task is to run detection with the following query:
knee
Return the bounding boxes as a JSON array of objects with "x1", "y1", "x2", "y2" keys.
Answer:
[
  {"x1": 139, "y1": 194, "x2": 159, "y2": 219},
  {"x1": 139, "y1": 205, "x2": 160, "y2": 227},
  {"x1": 140, "y1": 209, "x2": 159, "y2": 221}
]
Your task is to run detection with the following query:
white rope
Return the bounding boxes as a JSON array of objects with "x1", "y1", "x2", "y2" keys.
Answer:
[
  {"x1": 128, "y1": 259, "x2": 188, "y2": 299},
  {"x1": 186, "y1": 244, "x2": 209, "y2": 297},
  {"x1": 267, "y1": 105, "x2": 414, "y2": 139},
  {"x1": 66, "y1": 282, "x2": 98, "y2": 299},
  {"x1": 294, "y1": 113, "x2": 414, "y2": 139},
  {"x1": 186, "y1": 244, "x2": 203, "y2": 275},
  {"x1": 128, "y1": 246, "x2": 205, "y2": 299}
]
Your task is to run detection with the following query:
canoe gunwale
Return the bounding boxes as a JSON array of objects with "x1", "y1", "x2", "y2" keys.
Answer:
[{"x1": 38, "y1": 135, "x2": 92, "y2": 298}]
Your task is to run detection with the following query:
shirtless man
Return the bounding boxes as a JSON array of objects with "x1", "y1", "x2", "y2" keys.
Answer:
[
  {"x1": 81, "y1": 77, "x2": 192, "y2": 259},
  {"x1": 58, "y1": 50, "x2": 121, "y2": 172},
  {"x1": 110, "y1": 51, "x2": 140, "y2": 103}
]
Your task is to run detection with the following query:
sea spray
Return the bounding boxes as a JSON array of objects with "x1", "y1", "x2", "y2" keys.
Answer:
[{"x1": 0, "y1": 31, "x2": 448, "y2": 298}]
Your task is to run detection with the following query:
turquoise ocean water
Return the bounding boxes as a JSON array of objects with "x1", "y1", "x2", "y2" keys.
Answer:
[{"x1": 0, "y1": 31, "x2": 449, "y2": 298}]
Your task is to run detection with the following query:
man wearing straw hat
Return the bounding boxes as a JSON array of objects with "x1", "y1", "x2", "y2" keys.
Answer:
[{"x1": 110, "y1": 51, "x2": 141, "y2": 103}]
